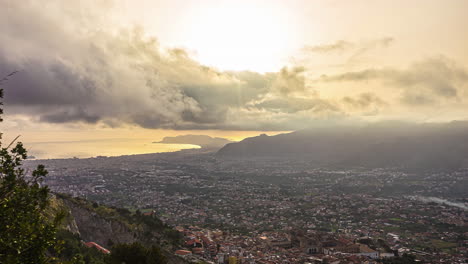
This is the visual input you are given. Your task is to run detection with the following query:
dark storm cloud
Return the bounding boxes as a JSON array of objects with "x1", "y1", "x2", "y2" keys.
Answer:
[
  {"x1": 2, "y1": 1, "x2": 467, "y2": 130},
  {"x1": 40, "y1": 107, "x2": 100, "y2": 124},
  {"x1": 1, "y1": 0, "x2": 343, "y2": 131},
  {"x1": 0, "y1": 59, "x2": 97, "y2": 106}
]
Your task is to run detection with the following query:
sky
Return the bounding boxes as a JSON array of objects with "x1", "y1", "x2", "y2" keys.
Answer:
[{"x1": 1, "y1": 0, "x2": 467, "y2": 158}]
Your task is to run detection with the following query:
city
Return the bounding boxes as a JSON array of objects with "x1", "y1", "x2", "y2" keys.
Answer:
[{"x1": 25, "y1": 150, "x2": 468, "y2": 263}]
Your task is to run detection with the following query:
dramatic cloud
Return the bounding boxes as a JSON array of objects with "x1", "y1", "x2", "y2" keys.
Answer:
[
  {"x1": 1, "y1": 0, "x2": 329, "y2": 130},
  {"x1": 1, "y1": 1, "x2": 467, "y2": 131},
  {"x1": 320, "y1": 57, "x2": 468, "y2": 106}
]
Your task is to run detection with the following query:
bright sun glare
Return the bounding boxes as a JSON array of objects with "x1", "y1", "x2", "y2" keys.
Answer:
[{"x1": 182, "y1": 2, "x2": 294, "y2": 72}]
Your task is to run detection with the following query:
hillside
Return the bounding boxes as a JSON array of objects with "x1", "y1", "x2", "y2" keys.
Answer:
[
  {"x1": 217, "y1": 121, "x2": 468, "y2": 169},
  {"x1": 51, "y1": 194, "x2": 188, "y2": 264}
]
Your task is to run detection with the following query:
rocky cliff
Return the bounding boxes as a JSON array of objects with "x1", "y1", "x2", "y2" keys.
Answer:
[
  {"x1": 54, "y1": 194, "x2": 187, "y2": 264},
  {"x1": 62, "y1": 198, "x2": 137, "y2": 247}
]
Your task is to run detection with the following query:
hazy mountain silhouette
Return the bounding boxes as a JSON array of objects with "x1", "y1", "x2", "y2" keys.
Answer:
[
  {"x1": 156, "y1": 135, "x2": 233, "y2": 149},
  {"x1": 217, "y1": 121, "x2": 468, "y2": 168}
]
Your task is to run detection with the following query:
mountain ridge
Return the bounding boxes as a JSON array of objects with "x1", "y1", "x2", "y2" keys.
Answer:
[{"x1": 217, "y1": 121, "x2": 468, "y2": 168}]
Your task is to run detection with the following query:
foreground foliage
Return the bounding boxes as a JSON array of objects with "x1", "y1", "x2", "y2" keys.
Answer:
[
  {"x1": 0, "y1": 73, "x2": 64, "y2": 263},
  {"x1": 108, "y1": 242, "x2": 167, "y2": 264}
]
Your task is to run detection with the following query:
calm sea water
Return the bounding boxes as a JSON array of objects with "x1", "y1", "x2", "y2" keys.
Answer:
[{"x1": 25, "y1": 139, "x2": 200, "y2": 159}]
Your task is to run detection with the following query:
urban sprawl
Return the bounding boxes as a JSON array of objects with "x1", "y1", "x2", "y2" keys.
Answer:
[{"x1": 26, "y1": 151, "x2": 467, "y2": 264}]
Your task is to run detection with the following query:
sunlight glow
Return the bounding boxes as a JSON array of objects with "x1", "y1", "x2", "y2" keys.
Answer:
[{"x1": 180, "y1": 1, "x2": 295, "y2": 72}]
